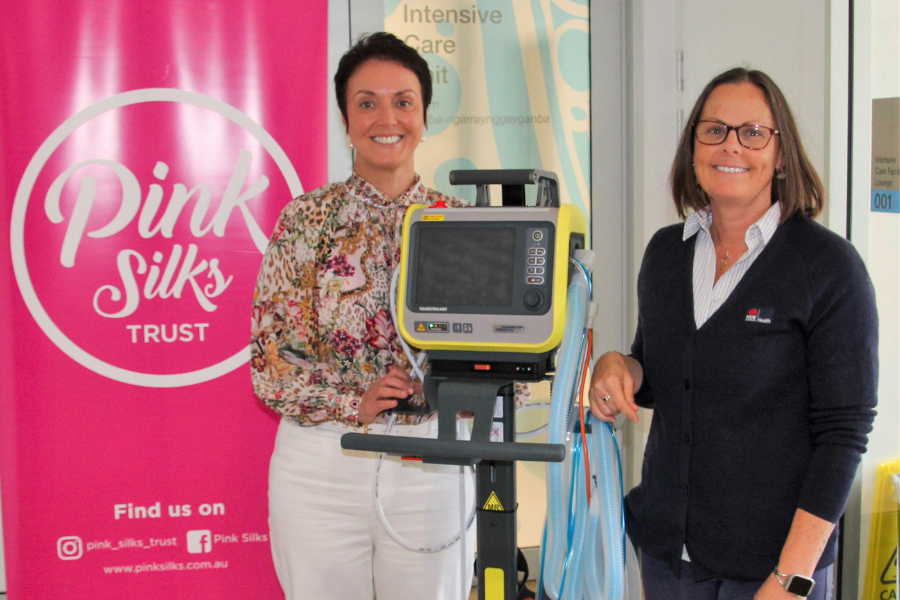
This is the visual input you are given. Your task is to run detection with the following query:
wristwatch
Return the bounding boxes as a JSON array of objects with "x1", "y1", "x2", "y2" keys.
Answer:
[{"x1": 773, "y1": 567, "x2": 816, "y2": 597}]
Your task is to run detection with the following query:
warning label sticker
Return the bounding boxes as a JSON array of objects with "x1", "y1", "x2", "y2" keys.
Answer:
[
  {"x1": 881, "y1": 547, "x2": 897, "y2": 585},
  {"x1": 483, "y1": 492, "x2": 504, "y2": 512}
]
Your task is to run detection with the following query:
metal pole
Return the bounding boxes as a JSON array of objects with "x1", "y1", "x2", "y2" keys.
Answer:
[{"x1": 476, "y1": 384, "x2": 518, "y2": 600}]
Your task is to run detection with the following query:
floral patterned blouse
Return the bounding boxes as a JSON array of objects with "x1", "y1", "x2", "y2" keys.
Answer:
[{"x1": 251, "y1": 173, "x2": 470, "y2": 427}]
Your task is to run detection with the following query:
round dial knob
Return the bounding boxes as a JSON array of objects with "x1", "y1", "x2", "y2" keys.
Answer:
[{"x1": 523, "y1": 289, "x2": 544, "y2": 311}]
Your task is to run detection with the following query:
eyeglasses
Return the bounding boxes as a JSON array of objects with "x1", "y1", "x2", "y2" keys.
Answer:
[{"x1": 693, "y1": 120, "x2": 780, "y2": 149}]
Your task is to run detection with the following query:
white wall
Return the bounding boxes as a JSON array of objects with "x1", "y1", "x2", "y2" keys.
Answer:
[
  {"x1": 590, "y1": 0, "x2": 628, "y2": 360},
  {"x1": 620, "y1": 0, "x2": 683, "y2": 487}
]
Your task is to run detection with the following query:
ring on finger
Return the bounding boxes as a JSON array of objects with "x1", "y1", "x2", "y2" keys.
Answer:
[{"x1": 602, "y1": 395, "x2": 611, "y2": 403}]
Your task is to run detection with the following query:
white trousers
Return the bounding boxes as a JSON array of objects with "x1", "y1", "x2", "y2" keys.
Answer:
[{"x1": 269, "y1": 417, "x2": 476, "y2": 600}]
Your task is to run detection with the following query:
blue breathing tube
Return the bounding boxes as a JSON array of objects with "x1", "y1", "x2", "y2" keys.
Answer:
[
  {"x1": 587, "y1": 419, "x2": 626, "y2": 600},
  {"x1": 543, "y1": 275, "x2": 588, "y2": 598},
  {"x1": 540, "y1": 275, "x2": 625, "y2": 600}
]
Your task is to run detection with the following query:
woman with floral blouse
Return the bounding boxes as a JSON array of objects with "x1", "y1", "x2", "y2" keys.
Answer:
[{"x1": 251, "y1": 33, "x2": 475, "y2": 600}]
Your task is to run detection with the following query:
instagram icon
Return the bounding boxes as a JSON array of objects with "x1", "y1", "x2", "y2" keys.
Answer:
[
  {"x1": 57, "y1": 536, "x2": 83, "y2": 560},
  {"x1": 186, "y1": 530, "x2": 212, "y2": 554}
]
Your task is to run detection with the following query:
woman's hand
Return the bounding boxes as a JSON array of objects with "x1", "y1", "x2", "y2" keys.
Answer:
[
  {"x1": 358, "y1": 367, "x2": 422, "y2": 425},
  {"x1": 753, "y1": 508, "x2": 833, "y2": 599},
  {"x1": 588, "y1": 351, "x2": 642, "y2": 424}
]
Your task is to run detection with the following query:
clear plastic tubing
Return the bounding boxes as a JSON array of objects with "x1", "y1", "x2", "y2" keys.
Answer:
[
  {"x1": 542, "y1": 274, "x2": 625, "y2": 600},
  {"x1": 543, "y1": 277, "x2": 588, "y2": 599},
  {"x1": 589, "y1": 421, "x2": 625, "y2": 600}
]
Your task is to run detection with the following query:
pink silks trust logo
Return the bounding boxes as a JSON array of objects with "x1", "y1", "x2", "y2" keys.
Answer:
[{"x1": 11, "y1": 89, "x2": 302, "y2": 387}]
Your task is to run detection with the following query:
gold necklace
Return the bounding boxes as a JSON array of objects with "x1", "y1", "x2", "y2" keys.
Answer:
[{"x1": 718, "y1": 250, "x2": 731, "y2": 272}]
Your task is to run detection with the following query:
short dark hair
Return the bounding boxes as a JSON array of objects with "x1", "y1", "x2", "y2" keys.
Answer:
[
  {"x1": 334, "y1": 32, "x2": 432, "y2": 127},
  {"x1": 670, "y1": 68, "x2": 824, "y2": 221}
]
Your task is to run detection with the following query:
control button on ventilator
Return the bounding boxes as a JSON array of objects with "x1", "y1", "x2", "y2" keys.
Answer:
[
  {"x1": 523, "y1": 289, "x2": 544, "y2": 311},
  {"x1": 532, "y1": 230, "x2": 544, "y2": 241},
  {"x1": 526, "y1": 276, "x2": 544, "y2": 285}
]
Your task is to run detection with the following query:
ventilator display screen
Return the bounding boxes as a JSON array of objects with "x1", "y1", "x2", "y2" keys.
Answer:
[
  {"x1": 413, "y1": 226, "x2": 516, "y2": 308},
  {"x1": 399, "y1": 202, "x2": 586, "y2": 354}
]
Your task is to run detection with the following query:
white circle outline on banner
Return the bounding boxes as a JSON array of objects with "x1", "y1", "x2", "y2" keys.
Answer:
[{"x1": 10, "y1": 88, "x2": 304, "y2": 388}]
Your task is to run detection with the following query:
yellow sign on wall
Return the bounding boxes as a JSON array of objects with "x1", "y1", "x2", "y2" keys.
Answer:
[{"x1": 863, "y1": 459, "x2": 900, "y2": 600}]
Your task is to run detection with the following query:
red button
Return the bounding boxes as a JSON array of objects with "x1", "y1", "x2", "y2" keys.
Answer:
[{"x1": 431, "y1": 200, "x2": 448, "y2": 208}]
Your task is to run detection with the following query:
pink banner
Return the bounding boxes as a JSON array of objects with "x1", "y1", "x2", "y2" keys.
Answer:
[{"x1": 0, "y1": 2, "x2": 327, "y2": 597}]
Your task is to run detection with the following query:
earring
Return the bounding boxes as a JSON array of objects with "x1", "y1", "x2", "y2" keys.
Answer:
[
  {"x1": 421, "y1": 137, "x2": 425, "y2": 142},
  {"x1": 348, "y1": 141, "x2": 354, "y2": 149},
  {"x1": 776, "y1": 168, "x2": 786, "y2": 180}
]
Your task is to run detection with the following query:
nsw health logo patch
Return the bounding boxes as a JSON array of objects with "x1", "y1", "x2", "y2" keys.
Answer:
[{"x1": 745, "y1": 308, "x2": 774, "y2": 324}]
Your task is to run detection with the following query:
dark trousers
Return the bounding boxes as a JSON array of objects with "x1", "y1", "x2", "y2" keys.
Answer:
[{"x1": 641, "y1": 552, "x2": 833, "y2": 600}]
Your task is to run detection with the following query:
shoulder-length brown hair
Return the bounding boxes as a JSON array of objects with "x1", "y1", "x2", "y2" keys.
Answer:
[{"x1": 670, "y1": 68, "x2": 824, "y2": 221}]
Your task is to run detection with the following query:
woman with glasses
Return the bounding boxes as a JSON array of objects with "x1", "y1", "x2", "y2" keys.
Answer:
[{"x1": 589, "y1": 68, "x2": 877, "y2": 600}]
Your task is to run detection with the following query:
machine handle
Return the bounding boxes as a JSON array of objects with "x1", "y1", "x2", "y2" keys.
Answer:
[
  {"x1": 341, "y1": 433, "x2": 566, "y2": 463},
  {"x1": 448, "y1": 169, "x2": 560, "y2": 208}
]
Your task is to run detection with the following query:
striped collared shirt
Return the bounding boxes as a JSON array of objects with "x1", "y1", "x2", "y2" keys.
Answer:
[{"x1": 684, "y1": 202, "x2": 782, "y2": 329}]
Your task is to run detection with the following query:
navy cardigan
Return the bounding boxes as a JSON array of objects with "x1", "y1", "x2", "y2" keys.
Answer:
[{"x1": 625, "y1": 213, "x2": 878, "y2": 581}]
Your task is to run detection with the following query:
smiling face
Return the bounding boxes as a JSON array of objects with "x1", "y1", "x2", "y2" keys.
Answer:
[
  {"x1": 693, "y1": 82, "x2": 783, "y2": 214},
  {"x1": 344, "y1": 59, "x2": 425, "y2": 185}
]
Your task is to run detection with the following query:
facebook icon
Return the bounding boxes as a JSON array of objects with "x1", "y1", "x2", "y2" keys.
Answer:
[{"x1": 186, "y1": 530, "x2": 212, "y2": 554}]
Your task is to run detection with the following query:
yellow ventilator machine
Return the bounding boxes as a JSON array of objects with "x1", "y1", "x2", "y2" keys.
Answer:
[
  {"x1": 398, "y1": 201, "x2": 586, "y2": 357},
  {"x1": 342, "y1": 170, "x2": 597, "y2": 600}
]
